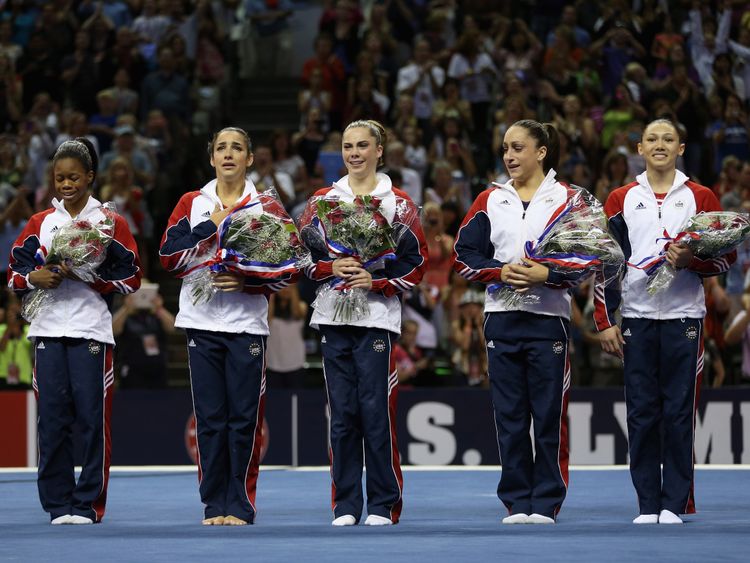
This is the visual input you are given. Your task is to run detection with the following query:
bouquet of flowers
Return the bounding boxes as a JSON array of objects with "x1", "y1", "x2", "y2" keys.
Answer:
[
  {"x1": 298, "y1": 193, "x2": 420, "y2": 322},
  {"x1": 22, "y1": 203, "x2": 117, "y2": 321},
  {"x1": 182, "y1": 190, "x2": 307, "y2": 305},
  {"x1": 634, "y1": 211, "x2": 750, "y2": 295},
  {"x1": 489, "y1": 189, "x2": 624, "y2": 307}
]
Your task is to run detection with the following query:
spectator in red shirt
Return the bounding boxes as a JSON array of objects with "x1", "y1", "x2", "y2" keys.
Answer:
[{"x1": 302, "y1": 33, "x2": 346, "y2": 130}]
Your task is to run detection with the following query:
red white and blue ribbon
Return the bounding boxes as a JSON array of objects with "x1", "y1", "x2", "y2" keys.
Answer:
[
  {"x1": 627, "y1": 229, "x2": 700, "y2": 276},
  {"x1": 178, "y1": 196, "x2": 299, "y2": 280},
  {"x1": 488, "y1": 196, "x2": 600, "y2": 293},
  {"x1": 311, "y1": 215, "x2": 397, "y2": 291}
]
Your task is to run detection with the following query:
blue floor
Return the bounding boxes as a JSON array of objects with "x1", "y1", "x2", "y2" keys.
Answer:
[{"x1": 0, "y1": 468, "x2": 747, "y2": 562}]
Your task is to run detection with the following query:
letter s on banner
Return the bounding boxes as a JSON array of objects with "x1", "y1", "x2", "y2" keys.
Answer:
[{"x1": 406, "y1": 402, "x2": 457, "y2": 465}]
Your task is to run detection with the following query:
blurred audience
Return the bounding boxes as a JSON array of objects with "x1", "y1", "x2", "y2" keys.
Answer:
[{"x1": 1, "y1": 0, "x2": 750, "y2": 387}]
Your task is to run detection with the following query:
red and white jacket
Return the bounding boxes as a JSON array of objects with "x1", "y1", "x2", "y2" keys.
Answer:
[
  {"x1": 303, "y1": 173, "x2": 428, "y2": 335},
  {"x1": 7, "y1": 196, "x2": 141, "y2": 344},
  {"x1": 453, "y1": 169, "x2": 580, "y2": 320},
  {"x1": 594, "y1": 170, "x2": 736, "y2": 330},
  {"x1": 159, "y1": 178, "x2": 295, "y2": 336}
]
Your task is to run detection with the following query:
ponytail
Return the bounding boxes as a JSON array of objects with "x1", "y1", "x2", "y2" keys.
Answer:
[
  {"x1": 512, "y1": 119, "x2": 560, "y2": 174},
  {"x1": 541, "y1": 123, "x2": 560, "y2": 174}
]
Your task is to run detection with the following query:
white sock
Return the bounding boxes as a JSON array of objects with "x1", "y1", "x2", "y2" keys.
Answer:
[
  {"x1": 68, "y1": 515, "x2": 94, "y2": 525},
  {"x1": 633, "y1": 514, "x2": 659, "y2": 524},
  {"x1": 527, "y1": 513, "x2": 555, "y2": 524},
  {"x1": 51, "y1": 515, "x2": 72, "y2": 525},
  {"x1": 364, "y1": 514, "x2": 392, "y2": 526},
  {"x1": 331, "y1": 515, "x2": 357, "y2": 526},
  {"x1": 502, "y1": 513, "x2": 529, "y2": 524},
  {"x1": 658, "y1": 509, "x2": 683, "y2": 524}
]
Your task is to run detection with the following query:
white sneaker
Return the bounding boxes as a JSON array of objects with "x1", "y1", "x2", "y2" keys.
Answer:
[
  {"x1": 658, "y1": 509, "x2": 683, "y2": 524},
  {"x1": 502, "y1": 513, "x2": 529, "y2": 524},
  {"x1": 364, "y1": 514, "x2": 392, "y2": 526},
  {"x1": 51, "y1": 515, "x2": 72, "y2": 525},
  {"x1": 633, "y1": 514, "x2": 658, "y2": 524},
  {"x1": 332, "y1": 515, "x2": 357, "y2": 526},
  {"x1": 69, "y1": 515, "x2": 94, "y2": 525},
  {"x1": 527, "y1": 513, "x2": 555, "y2": 524}
]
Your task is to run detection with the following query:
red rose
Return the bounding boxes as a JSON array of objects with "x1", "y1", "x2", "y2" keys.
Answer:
[
  {"x1": 327, "y1": 208, "x2": 345, "y2": 225},
  {"x1": 373, "y1": 212, "x2": 388, "y2": 227}
]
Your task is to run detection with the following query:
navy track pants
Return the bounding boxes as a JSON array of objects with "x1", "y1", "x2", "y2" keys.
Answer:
[
  {"x1": 622, "y1": 317, "x2": 703, "y2": 515},
  {"x1": 186, "y1": 329, "x2": 266, "y2": 523},
  {"x1": 34, "y1": 337, "x2": 114, "y2": 523},
  {"x1": 484, "y1": 312, "x2": 570, "y2": 519},
  {"x1": 320, "y1": 325, "x2": 403, "y2": 523}
]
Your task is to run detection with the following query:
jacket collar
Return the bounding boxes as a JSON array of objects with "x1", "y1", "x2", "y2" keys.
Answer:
[
  {"x1": 492, "y1": 168, "x2": 559, "y2": 197},
  {"x1": 331, "y1": 172, "x2": 393, "y2": 198},
  {"x1": 200, "y1": 177, "x2": 259, "y2": 208},
  {"x1": 635, "y1": 169, "x2": 689, "y2": 195},
  {"x1": 51, "y1": 194, "x2": 101, "y2": 219}
]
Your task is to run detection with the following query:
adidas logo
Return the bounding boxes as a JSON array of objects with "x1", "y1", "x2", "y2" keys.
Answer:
[
  {"x1": 37, "y1": 341, "x2": 45, "y2": 349},
  {"x1": 499, "y1": 199, "x2": 511, "y2": 205},
  {"x1": 50, "y1": 226, "x2": 59, "y2": 232},
  {"x1": 321, "y1": 336, "x2": 327, "y2": 344},
  {"x1": 201, "y1": 210, "x2": 211, "y2": 218},
  {"x1": 622, "y1": 328, "x2": 631, "y2": 337},
  {"x1": 634, "y1": 202, "x2": 646, "y2": 210},
  {"x1": 675, "y1": 201, "x2": 684, "y2": 208},
  {"x1": 487, "y1": 341, "x2": 495, "y2": 349},
  {"x1": 188, "y1": 339, "x2": 197, "y2": 347}
]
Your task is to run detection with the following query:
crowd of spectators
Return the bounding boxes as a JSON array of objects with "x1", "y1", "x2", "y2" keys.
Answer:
[
  {"x1": 0, "y1": 0, "x2": 237, "y2": 389},
  {"x1": 270, "y1": 0, "x2": 750, "y2": 389},
  {"x1": 3, "y1": 0, "x2": 750, "y2": 389}
]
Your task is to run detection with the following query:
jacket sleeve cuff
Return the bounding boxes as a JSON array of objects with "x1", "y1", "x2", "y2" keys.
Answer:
[
  {"x1": 315, "y1": 260, "x2": 334, "y2": 278},
  {"x1": 371, "y1": 278, "x2": 390, "y2": 292},
  {"x1": 545, "y1": 269, "x2": 564, "y2": 286}
]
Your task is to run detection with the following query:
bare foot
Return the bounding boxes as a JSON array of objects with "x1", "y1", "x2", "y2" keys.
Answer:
[
  {"x1": 223, "y1": 515, "x2": 248, "y2": 526},
  {"x1": 202, "y1": 516, "x2": 226, "y2": 526}
]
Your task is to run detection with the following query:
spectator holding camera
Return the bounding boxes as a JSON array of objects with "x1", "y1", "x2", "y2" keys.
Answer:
[
  {"x1": 589, "y1": 25, "x2": 646, "y2": 99},
  {"x1": 422, "y1": 201, "x2": 453, "y2": 291},
  {"x1": 450, "y1": 288, "x2": 486, "y2": 387},
  {"x1": 266, "y1": 285, "x2": 308, "y2": 388},
  {"x1": 112, "y1": 285, "x2": 175, "y2": 389},
  {"x1": 396, "y1": 37, "x2": 445, "y2": 134},
  {"x1": 429, "y1": 113, "x2": 476, "y2": 179},
  {"x1": 448, "y1": 29, "x2": 497, "y2": 133},
  {"x1": 688, "y1": 0, "x2": 731, "y2": 94}
]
